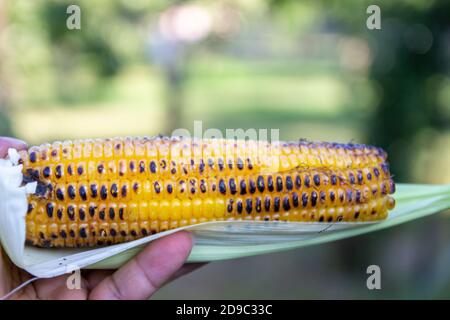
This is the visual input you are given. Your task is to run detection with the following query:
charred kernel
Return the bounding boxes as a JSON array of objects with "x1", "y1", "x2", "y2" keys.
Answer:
[
  {"x1": 249, "y1": 179, "x2": 256, "y2": 194},
  {"x1": 295, "y1": 175, "x2": 301, "y2": 189},
  {"x1": 67, "y1": 164, "x2": 73, "y2": 175},
  {"x1": 229, "y1": 178, "x2": 237, "y2": 195},
  {"x1": 311, "y1": 191, "x2": 318, "y2": 207},
  {"x1": 79, "y1": 228, "x2": 87, "y2": 238},
  {"x1": 57, "y1": 208, "x2": 63, "y2": 220},
  {"x1": 330, "y1": 174, "x2": 337, "y2": 185},
  {"x1": 328, "y1": 216, "x2": 333, "y2": 222},
  {"x1": 109, "y1": 208, "x2": 115, "y2": 219},
  {"x1": 255, "y1": 197, "x2": 262, "y2": 212},
  {"x1": 90, "y1": 184, "x2": 98, "y2": 198},
  {"x1": 79, "y1": 186, "x2": 87, "y2": 201},
  {"x1": 29, "y1": 152, "x2": 37, "y2": 163},
  {"x1": 257, "y1": 176, "x2": 265, "y2": 192},
  {"x1": 149, "y1": 161, "x2": 157, "y2": 173},
  {"x1": 389, "y1": 179, "x2": 396, "y2": 193},
  {"x1": 51, "y1": 150, "x2": 57, "y2": 157},
  {"x1": 286, "y1": 176, "x2": 293, "y2": 191},
  {"x1": 349, "y1": 172, "x2": 356, "y2": 184},
  {"x1": 236, "y1": 199, "x2": 243, "y2": 214},
  {"x1": 276, "y1": 176, "x2": 283, "y2": 192},
  {"x1": 77, "y1": 165, "x2": 84, "y2": 175},
  {"x1": 79, "y1": 208, "x2": 86, "y2": 220},
  {"x1": 67, "y1": 206, "x2": 75, "y2": 220},
  {"x1": 218, "y1": 158, "x2": 224, "y2": 171},
  {"x1": 339, "y1": 190, "x2": 345, "y2": 202},
  {"x1": 381, "y1": 183, "x2": 387, "y2": 195},
  {"x1": 27, "y1": 203, "x2": 34, "y2": 214},
  {"x1": 373, "y1": 167, "x2": 380, "y2": 177},
  {"x1": 199, "y1": 180, "x2": 206, "y2": 193},
  {"x1": 283, "y1": 196, "x2": 290, "y2": 211},
  {"x1": 240, "y1": 180, "x2": 247, "y2": 195},
  {"x1": 313, "y1": 174, "x2": 320, "y2": 186},
  {"x1": 120, "y1": 184, "x2": 128, "y2": 198},
  {"x1": 46, "y1": 203, "x2": 54, "y2": 218},
  {"x1": 167, "y1": 184, "x2": 173, "y2": 194},
  {"x1": 227, "y1": 160, "x2": 233, "y2": 169},
  {"x1": 304, "y1": 175, "x2": 310, "y2": 188},
  {"x1": 130, "y1": 230, "x2": 137, "y2": 237},
  {"x1": 100, "y1": 185, "x2": 108, "y2": 200},
  {"x1": 246, "y1": 198, "x2": 252, "y2": 214},
  {"x1": 355, "y1": 190, "x2": 362, "y2": 203},
  {"x1": 139, "y1": 161, "x2": 145, "y2": 173},
  {"x1": 227, "y1": 201, "x2": 233, "y2": 213},
  {"x1": 133, "y1": 182, "x2": 139, "y2": 193},
  {"x1": 110, "y1": 183, "x2": 118, "y2": 198},
  {"x1": 337, "y1": 216, "x2": 343, "y2": 221},
  {"x1": 141, "y1": 228, "x2": 148, "y2": 236},
  {"x1": 330, "y1": 191, "x2": 336, "y2": 202},
  {"x1": 354, "y1": 211, "x2": 360, "y2": 219},
  {"x1": 119, "y1": 208, "x2": 124, "y2": 220},
  {"x1": 207, "y1": 158, "x2": 214, "y2": 169},
  {"x1": 154, "y1": 182, "x2": 161, "y2": 194},
  {"x1": 43, "y1": 167, "x2": 51, "y2": 178},
  {"x1": 68, "y1": 185, "x2": 76, "y2": 199},
  {"x1": 219, "y1": 179, "x2": 226, "y2": 194},
  {"x1": 273, "y1": 197, "x2": 280, "y2": 212},
  {"x1": 60, "y1": 230, "x2": 67, "y2": 238},
  {"x1": 89, "y1": 206, "x2": 95, "y2": 217},
  {"x1": 129, "y1": 161, "x2": 136, "y2": 171},
  {"x1": 199, "y1": 161, "x2": 205, "y2": 173},
  {"x1": 292, "y1": 192, "x2": 299, "y2": 207},
  {"x1": 55, "y1": 165, "x2": 63, "y2": 178},
  {"x1": 171, "y1": 168, "x2": 176, "y2": 174},
  {"x1": 237, "y1": 158, "x2": 244, "y2": 170},
  {"x1": 367, "y1": 172, "x2": 372, "y2": 180},
  {"x1": 120, "y1": 231, "x2": 127, "y2": 237},
  {"x1": 264, "y1": 196, "x2": 271, "y2": 212},
  {"x1": 110, "y1": 228, "x2": 117, "y2": 237},
  {"x1": 39, "y1": 232, "x2": 45, "y2": 239},
  {"x1": 69, "y1": 230, "x2": 76, "y2": 238},
  {"x1": 264, "y1": 216, "x2": 270, "y2": 221},
  {"x1": 56, "y1": 188, "x2": 65, "y2": 201},
  {"x1": 347, "y1": 189, "x2": 353, "y2": 202},
  {"x1": 357, "y1": 171, "x2": 364, "y2": 184},
  {"x1": 302, "y1": 193, "x2": 308, "y2": 207},
  {"x1": 247, "y1": 158, "x2": 253, "y2": 170},
  {"x1": 319, "y1": 216, "x2": 324, "y2": 222},
  {"x1": 99, "y1": 209, "x2": 105, "y2": 220},
  {"x1": 97, "y1": 164, "x2": 105, "y2": 174},
  {"x1": 267, "y1": 176, "x2": 274, "y2": 192},
  {"x1": 320, "y1": 191, "x2": 326, "y2": 203},
  {"x1": 381, "y1": 163, "x2": 389, "y2": 174}
]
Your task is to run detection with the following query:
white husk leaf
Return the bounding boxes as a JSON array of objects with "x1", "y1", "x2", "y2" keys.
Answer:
[{"x1": 0, "y1": 148, "x2": 449, "y2": 278}]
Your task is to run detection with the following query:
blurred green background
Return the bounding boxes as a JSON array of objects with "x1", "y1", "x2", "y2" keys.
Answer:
[{"x1": 1, "y1": 0, "x2": 449, "y2": 299}]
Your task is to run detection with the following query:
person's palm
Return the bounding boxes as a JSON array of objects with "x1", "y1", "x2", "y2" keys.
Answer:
[{"x1": 0, "y1": 137, "x2": 199, "y2": 300}]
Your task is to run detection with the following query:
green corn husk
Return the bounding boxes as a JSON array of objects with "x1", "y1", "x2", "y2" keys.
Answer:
[{"x1": 88, "y1": 183, "x2": 450, "y2": 268}]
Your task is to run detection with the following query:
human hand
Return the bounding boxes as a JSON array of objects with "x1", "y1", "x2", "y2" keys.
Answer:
[{"x1": 0, "y1": 137, "x2": 200, "y2": 300}]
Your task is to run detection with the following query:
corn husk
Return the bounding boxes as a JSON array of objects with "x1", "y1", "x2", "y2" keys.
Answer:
[{"x1": 0, "y1": 149, "x2": 449, "y2": 278}]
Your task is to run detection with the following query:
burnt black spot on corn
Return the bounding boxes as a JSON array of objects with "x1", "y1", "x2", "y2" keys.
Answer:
[{"x1": 21, "y1": 137, "x2": 395, "y2": 247}]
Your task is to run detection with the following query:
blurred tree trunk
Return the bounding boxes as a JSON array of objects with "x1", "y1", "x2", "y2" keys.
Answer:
[{"x1": 0, "y1": 0, "x2": 13, "y2": 136}]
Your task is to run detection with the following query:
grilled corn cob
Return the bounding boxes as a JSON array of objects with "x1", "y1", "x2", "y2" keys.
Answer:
[{"x1": 18, "y1": 137, "x2": 395, "y2": 248}]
